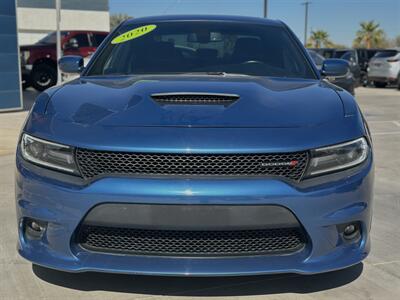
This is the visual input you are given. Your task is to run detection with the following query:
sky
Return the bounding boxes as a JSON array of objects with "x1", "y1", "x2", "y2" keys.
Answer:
[{"x1": 109, "y1": 0, "x2": 400, "y2": 47}]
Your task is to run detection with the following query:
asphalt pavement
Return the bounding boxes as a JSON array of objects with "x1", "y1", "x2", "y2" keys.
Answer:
[{"x1": 1, "y1": 87, "x2": 399, "y2": 299}]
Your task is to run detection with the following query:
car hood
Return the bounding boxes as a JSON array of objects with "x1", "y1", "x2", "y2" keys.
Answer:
[{"x1": 46, "y1": 75, "x2": 345, "y2": 128}]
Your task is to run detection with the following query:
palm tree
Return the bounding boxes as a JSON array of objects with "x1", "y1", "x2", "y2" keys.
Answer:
[
  {"x1": 395, "y1": 35, "x2": 400, "y2": 47},
  {"x1": 110, "y1": 14, "x2": 132, "y2": 30},
  {"x1": 309, "y1": 30, "x2": 331, "y2": 48},
  {"x1": 354, "y1": 21, "x2": 385, "y2": 49}
]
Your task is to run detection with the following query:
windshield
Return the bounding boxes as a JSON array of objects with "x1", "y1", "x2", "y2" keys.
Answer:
[
  {"x1": 37, "y1": 31, "x2": 68, "y2": 44},
  {"x1": 87, "y1": 21, "x2": 316, "y2": 78},
  {"x1": 373, "y1": 50, "x2": 399, "y2": 58}
]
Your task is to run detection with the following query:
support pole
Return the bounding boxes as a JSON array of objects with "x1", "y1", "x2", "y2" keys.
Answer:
[
  {"x1": 56, "y1": 0, "x2": 61, "y2": 84},
  {"x1": 302, "y1": 1, "x2": 311, "y2": 46},
  {"x1": 264, "y1": 0, "x2": 268, "y2": 18}
]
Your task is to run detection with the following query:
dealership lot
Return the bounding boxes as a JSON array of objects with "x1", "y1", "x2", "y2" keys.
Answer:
[{"x1": 1, "y1": 87, "x2": 400, "y2": 299}]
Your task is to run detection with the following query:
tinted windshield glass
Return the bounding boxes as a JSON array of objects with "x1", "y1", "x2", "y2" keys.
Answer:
[
  {"x1": 37, "y1": 32, "x2": 67, "y2": 44},
  {"x1": 374, "y1": 50, "x2": 399, "y2": 58},
  {"x1": 87, "y1": 21, "x2": 315, "y2": 78},
  {"x1": 367, "y1": 50, "x2": 378, "y2": 59}
]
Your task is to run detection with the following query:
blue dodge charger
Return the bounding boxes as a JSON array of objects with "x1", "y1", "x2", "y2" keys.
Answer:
[{"x1": 16, "y1": 15, "x2": 374, "y2": 276}]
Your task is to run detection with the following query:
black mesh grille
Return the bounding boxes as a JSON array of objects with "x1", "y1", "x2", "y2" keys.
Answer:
[
  {"x1": 151, "y1": 93, "x2": 239, "y2": 105},
  {"x1": 78, "y1": 225, "x2": 306, "y2": 257},
  {"x1": 75, "y1": 150, "x2": 309, "y2": 180}
]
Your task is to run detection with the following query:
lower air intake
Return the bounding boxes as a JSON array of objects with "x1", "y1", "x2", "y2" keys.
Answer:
[{"x1": 78, "y1": 225, "x2": 306, "y2": 257}]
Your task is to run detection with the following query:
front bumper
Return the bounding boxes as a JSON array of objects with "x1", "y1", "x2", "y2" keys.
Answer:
[
  {"x1": 368, "y1": 67, "x2": 399, "y2": 83},
  {"x1": 368, "y1": 76, "x2": 398, "y2": 84},
  {"x1": 16, "y1": 154, "x2": 374, "y2": 276}
]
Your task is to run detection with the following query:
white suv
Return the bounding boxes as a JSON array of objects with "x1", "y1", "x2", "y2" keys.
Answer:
[{"x1": 368, "y1": 49, "x2": 400, "y2": 89}]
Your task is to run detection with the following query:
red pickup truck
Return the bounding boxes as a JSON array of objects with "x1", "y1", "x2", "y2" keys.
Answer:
[{"x1": 20, "y1": 30, "x2": 108, "y2": 91}]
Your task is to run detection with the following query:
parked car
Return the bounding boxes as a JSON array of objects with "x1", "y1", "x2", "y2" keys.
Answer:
[
  {"x1": 309, "y1": 48, "x2": 392, "y2": 86},
  {"x1": 333, "y1": 48, "x2": 394, "y2": 87},
  {"x1": 368, "y1": 49, "x2": 400, "y2": 88},
  {"x1": 309, "y1": 48, "x2": 361, "y2": 86},
  {"x1": 332, "y1": 49, "x2": 361, "y2": 86},
  {"x1": 308, "y1": 50, "x2": 355, "y2": 94},
  {"x1": 17, "y1": 15, "x2": 373, "y2": 276},
  {"x1": 20, "y1": 30, "x2": 108, "y2": 91},
  {"x1": 354, "y1": 48, "x2": 389, "y2": 86}
]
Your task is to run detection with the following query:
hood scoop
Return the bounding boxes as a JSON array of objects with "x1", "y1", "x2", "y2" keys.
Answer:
[{"x1": 151, "y1": 92, "x2": 239, "y2": 106}]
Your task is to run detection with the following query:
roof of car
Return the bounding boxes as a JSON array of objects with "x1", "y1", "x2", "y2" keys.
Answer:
[{"x1": 123, "y1": 15, "x2": 284, "y2": 27}]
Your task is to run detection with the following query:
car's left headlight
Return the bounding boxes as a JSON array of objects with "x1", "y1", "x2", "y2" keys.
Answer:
[
  {"x1": 20, "y1": 134, "x2": 79, "y2": 174},
  {"x1": 305, "y1": 137, "x2": 369, "y2": 177}
]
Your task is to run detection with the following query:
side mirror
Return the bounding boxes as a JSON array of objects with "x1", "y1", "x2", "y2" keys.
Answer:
[
  {"x1": 58, "y1": 55, "x2": 84, "y2": 74},
  {"x1": 321, "y1": 59, "x2": 349, "y2": 78}
]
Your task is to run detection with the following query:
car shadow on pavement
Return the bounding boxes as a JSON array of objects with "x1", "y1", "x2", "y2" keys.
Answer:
[{"x1": 32, "y1": 263, "x2": 363, "y2": 296}]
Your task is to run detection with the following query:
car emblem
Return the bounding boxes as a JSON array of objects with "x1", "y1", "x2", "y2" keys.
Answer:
[{"x1": 261, "y1": 160, "x2": 299, "y2": 168}]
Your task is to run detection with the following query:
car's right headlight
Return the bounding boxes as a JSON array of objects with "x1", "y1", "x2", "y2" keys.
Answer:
[
  {"x1": 304, "y1": 137, "x2": 369, "y2": 177},
  {"x1": 20, "y1": 133, "x2": 79, "y2": 175}
]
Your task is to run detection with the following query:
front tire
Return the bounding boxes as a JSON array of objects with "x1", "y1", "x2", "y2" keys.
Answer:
[{"x1": 31, "y1": 64, "x2": 57, "y2": 91}]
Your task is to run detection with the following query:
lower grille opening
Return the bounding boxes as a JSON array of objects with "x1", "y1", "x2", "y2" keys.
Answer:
[{"x1": 77, "y1": 225, "x2": 306, "y2": 257}]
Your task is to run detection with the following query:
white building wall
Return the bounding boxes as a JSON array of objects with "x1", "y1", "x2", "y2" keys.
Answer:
[
  {"x1": 18, "y1": 32, "x2": 47, "y2": 46},
  {"x1": 17, "y1": 8, "x2": 110, "y2": 45}
]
